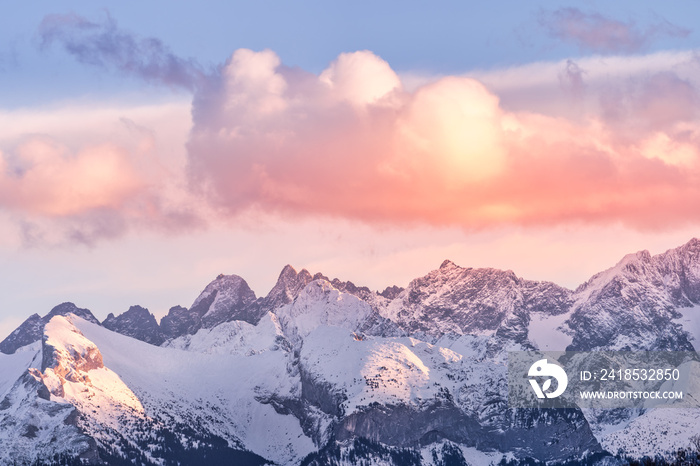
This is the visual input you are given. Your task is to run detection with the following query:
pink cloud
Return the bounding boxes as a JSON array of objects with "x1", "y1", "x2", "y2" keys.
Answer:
[
  {"x1": 186, "y1": 49, "x2": 700, "y2": 231},
  {"x1": 0, "y1": 139, "x2": 143, "y2": 216},
  {"x1": 0, "y1": 104, "x2": 201, "y2": 246}
]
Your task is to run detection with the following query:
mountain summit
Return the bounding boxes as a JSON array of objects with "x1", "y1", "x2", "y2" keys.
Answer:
[{"x1": 0, "y1": 302, "x2": 99, "y2": 355}]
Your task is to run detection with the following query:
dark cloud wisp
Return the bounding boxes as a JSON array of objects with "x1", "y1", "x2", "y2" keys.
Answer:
[
  {"x1": 539, "y1": 8, "x2": 690, "y2": 53},
  {"x1": 38, "y1": 13, "x2": 204, "y2": 90}
]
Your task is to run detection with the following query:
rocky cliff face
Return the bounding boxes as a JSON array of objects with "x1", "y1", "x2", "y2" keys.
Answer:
[
  {"x1": 0, "y1": 366, "x2": 100, "y2": 465},
  {"x1": 0, "y1": 313, "x2": 42, "y2": 355},
  {"x1": 159, "y1": 305, "x2": 196, "y2": 340},
  {"x1": 256, "y1": 265, "x2": 314, "y2": 319},
  {"x1": 102, "y1": 305, "x2": 164, "y2": 345},
  {"x1": 379, "y1": 260, "x2": 573, "y2": 344},
  {"x1": 567, "y1": 240, "x2": 700, "y2": 351},
  {"x1": 158, "y1": 274, "x2": 258, "y2": 340},
  {"x1": 194, "y1": 274, "x2": 258, "y2": 327}
]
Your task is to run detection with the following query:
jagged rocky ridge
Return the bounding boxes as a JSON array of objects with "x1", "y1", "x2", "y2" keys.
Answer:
[
  {"x1": 1, "y1": 238, "x2": 700, "y2": 465},
  {"x1": 103, "y1": 305, "x2": 164, "y2": 346},
  {"x1": 0, "y1": 302, "x2": 100, "y2": 355}
]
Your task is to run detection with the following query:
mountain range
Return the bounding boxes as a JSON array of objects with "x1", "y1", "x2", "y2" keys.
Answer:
[{"x1": 1, "y1": 238, "x2": 700, "y2": 465}]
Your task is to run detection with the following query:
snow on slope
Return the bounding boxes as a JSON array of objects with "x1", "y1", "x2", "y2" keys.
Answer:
[
  {"x1": 675, "y1": 305, "x2": 700, "y2": 349},
  {"x1": 582, "y1": 360, "x2": 700, "y2": 460},
  {"x1": 527, "y1": 310, "x2": 573, "y2": 350},
  {"x1": 601, "y1": 407, "x2": 700, "y2": 458},
  {"x1": 608, "y1": 360, "x2": 700, "y2": 458},
  {"x1": 0, "y1": 371, "x2": 95, "y2": 465},
  {"x1": 165, "y1": 312, "x2": 287, "y2": 355},
  {"x1": 40, "y1": 316, "x2": 146, "y2": 435},
  {"x1": 301, "y1": 327, "x2": 439, "y2": 412},
  {"x1": 300, "y1": 325, "x2": 511, "y2": 419},
  {"x1": 276, "y1": 279, "x2": 373, "y2": 346},
  {"x1": 0, "y1": 341, "x2": 40, "y2": 398},
  {"x1": 421, "y1": 441, "x2": 509, "y2": 466},
  {"x1": 7, "y1": 242, "x2": 700, "y2": 464},
  {"x1": 73, "y1": 315, "x2": 315, "y2": 464},
  {"x1": 0, "y1": 330, "x2": 96, "y2": 465}
]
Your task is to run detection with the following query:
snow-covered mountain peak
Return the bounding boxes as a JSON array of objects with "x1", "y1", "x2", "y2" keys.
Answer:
[
  {"x1": 681, "y1": 237, "x2": 700, "y2": 253},
  {"x1": 148, "y1": 265, "x2": 366, "y2": 344},
  {"x1": 427, "y1": 261, "x2": 520, "y2": 290},
  {"x1": 261, "y1": 264, "x2": 314, "y2": 311},
  {"x1": 0, "y1": 334, "x2": 98, "y2": 465},
  {"x1": 279, "y1": 264, "x2": 313, "y2": 284},
  {"x1": 575, "y1": 238, "x2": 700, "y2": 303},
  {"x1": 5, "y1": 240, "x2": 700, "y2": 464},
  {"x1": 275, "y1": 279, "x2": 374, "y2": 345},
  {"x1": 439, "y1": 259, "x2": 458, "y2": 270},
  {"x1": 574, "y1": 249, "x2": 652, "y2": 302},
  {"x1": 566, "y1": 239, "x2": 700, "y2": 350},
  {"x1": 381, "y1": 263, "x2": 571, "y2": 342},
  {"x1": 165, "y1": 311, "x2": 289, "y2": 356},
  {"x1": 191, "y1": 273, "x2": 256, "y2": 310},
  {"x1": 189, "y1": 273, "x2": 257, "y2": 328},
  {"x1": 39, "y1": 315, "x2": 144, "y2": 417},
  {"x1": 0, "y1": 302, "x2": 100, "y2": 355},
  {"x1": 40, "y1": 315, "x2": 105, "y2": 398},
  {"x1": 42, "y1": 315, "x2": 104, "y2": 375},
  {"x1": 71, "y1": 314, "x2": 313, "y2": 464},
  {"x1": 44, "y1": 302, "x2": 100, "y2": 326}
]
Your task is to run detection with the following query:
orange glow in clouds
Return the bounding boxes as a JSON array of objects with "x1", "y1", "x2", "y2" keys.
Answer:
[
  {"x1": 187, "y1": 49, "x2": 700, "y2": 231},
  {"x1": 2, "y1": 50, "x2": 699, "y2": 236},
  {"x1": 0, "y1": 140, "x2": 143, "y2": 216}
]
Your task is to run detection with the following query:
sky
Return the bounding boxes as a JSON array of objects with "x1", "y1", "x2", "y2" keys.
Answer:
[{"x1": 2, "y1": 1, "x2": 700, "y2": 337}]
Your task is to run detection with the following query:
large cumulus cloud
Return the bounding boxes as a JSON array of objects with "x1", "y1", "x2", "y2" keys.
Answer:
[{"x1": 187, "y1": 48, "x2": 700, "y2": 230}]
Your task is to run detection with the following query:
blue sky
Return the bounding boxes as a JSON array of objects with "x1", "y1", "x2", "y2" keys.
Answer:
[
  {"x1": 2, "y1": 1, "x2": 700, "y2": 337},
  {"x1": 3, "y1": 1, "x2": 699, "y2": 105}
]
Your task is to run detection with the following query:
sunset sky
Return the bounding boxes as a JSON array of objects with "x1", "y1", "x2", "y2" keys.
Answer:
[{"x1": 2, "y1": 1, "x2": 700, "y2": 336}]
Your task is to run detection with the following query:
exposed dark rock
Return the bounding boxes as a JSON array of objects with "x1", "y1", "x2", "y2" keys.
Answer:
[
  {"x1": 0, "y1": 313, "x2": 42, "y2": 355},
  {"x1": 299, "y1": 365, "x2": 348, "y2": 418},
  {"x1": 379, "y1": 285, "x2": 404, "y2": 300},
  {"x1": 103, "y1": 305, "x2": 165, "y2": 345},
  {"x1": 255, "y1": 265, "x2": 314, "y2": 319},
  {"x1": 159, "y1": 274, "x2": 258, "y2": 340},
  {"x1": 336, "y1": 403, "x2": 600, "y2": 463},
  {"x1": 44, "y1": 302, "x2": 100, "y2": 326},
  {"x1": 160, "y1": 305, "x2": 197, "y2": 340}
]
